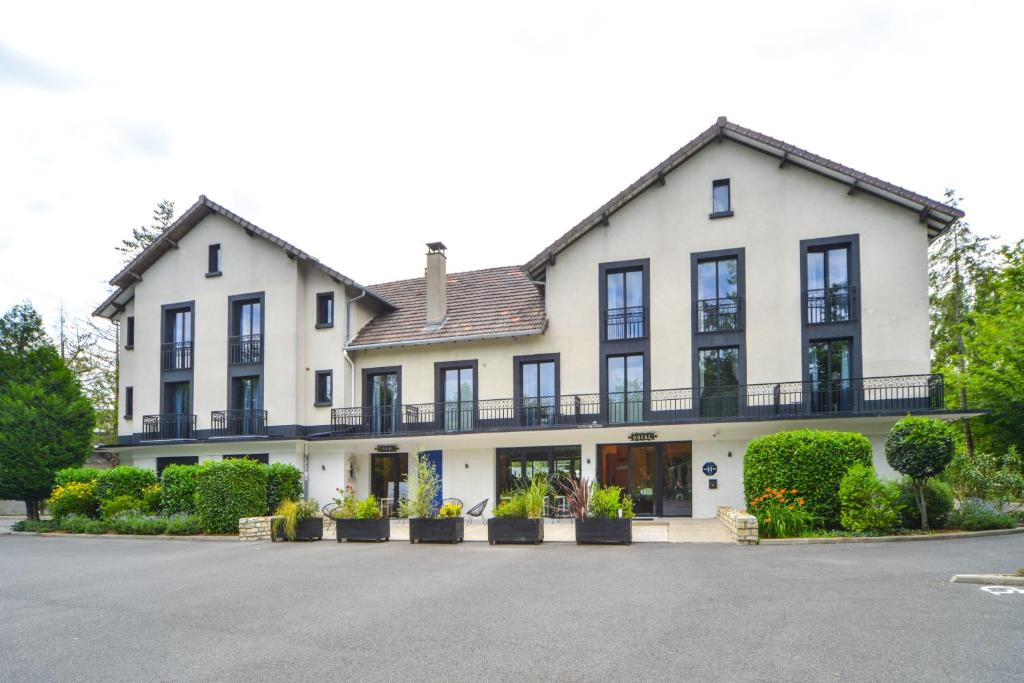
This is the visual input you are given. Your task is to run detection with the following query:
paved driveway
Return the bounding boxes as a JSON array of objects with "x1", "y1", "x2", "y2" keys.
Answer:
[{"x1": 1, "y1": 534, "x2": 1022, "y2": 682}]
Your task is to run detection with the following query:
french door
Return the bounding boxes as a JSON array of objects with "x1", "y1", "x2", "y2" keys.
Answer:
[
  {"x1": 808, "y1": 339, "x2": 852, "y2": 413},
  {"x1": 441, "y1": 366, "x2": 474, "y2": 432},
  {"x1": 370, "y1": 453, "x2": 408, "y2": 517},
  {"x1": 369, "y1": 373, "x2": 399, "y2": 434},
  {"x1": 598, "y1": 442, "x2": 692, "y2": 517},
  {"x1": 607, "y1": 354, "x2": 644, "y2": 423}
]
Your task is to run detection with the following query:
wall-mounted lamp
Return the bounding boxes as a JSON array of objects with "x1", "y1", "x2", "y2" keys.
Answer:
[
  {"x1": 464, "y1": 463, "x2": 469, "y2": 469},
  {"x1": 321, "y1": 464, "x2": 326, "y2": 471},
  {"x1": 585, "y1": 458, "x2": 591, "y2": 464},
  {"x1": 727, "y1": 451, "x2": 732, "y2": 458}
]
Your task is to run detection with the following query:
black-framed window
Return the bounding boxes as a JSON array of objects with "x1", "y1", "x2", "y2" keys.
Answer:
[
  {"x1": 696, "y1": 257, "x2": 740, "y2": 332},
  {"x1": 711, "y1": 179, "x2": 731, "y2": 217},
  {"x1": 496, "y1": 446, "x2": 581, "y2": 500},
  {"x1": 208, "y1": 244, "x2": 221, "y2": 275},
  {"x1": 365, "y1": 370, "x2": 400, "y2": 433},
  {"x1": 698, "y1": 346, "x2": 740, "y2": 417},
  {"x1": 806, "y1": 245, "x2": 852, "y2": 324},
  {"x1": 162, "y1": 306, "x2": 193, "y2": 370},
  {"x1": 224, "y1": 453, "x2": 269, "y2": 464},
  {"x1": 808, "y1": 338, "x2": 853, "y2": 413},
  {"x1": 605, "y1": 268, "x2": 645, "y2": 340},
  {"x1": 316, "y1": 292, "x2": 334, "y2": 328},
  {"x1": 607, "y1": 353, "x2": 644, "y2": 423},
  {"x1": 517, "y1": 356, "x2": 558, "y2": 426},
  {"x1": 315, "y1": 370, "x2": 333, "y2": 406},
  {"x1": 436, "y1": 362, "x2": 475, "y2": 432},
  {"x1": 125, "y1": 316, "x2": 135, "y2": 349},
  {"x1": 124, "y1": 386, "x2": 133, "y2": 418}
]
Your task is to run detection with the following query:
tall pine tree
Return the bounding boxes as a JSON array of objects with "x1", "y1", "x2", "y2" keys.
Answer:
[{"x1": 115, "y1": 199, "x2": 175, "y2": 264}]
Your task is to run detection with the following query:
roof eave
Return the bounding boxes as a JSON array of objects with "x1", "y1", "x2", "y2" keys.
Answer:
[{"x1": 346, "y1": 324, "x2": 548, "y2": 351}]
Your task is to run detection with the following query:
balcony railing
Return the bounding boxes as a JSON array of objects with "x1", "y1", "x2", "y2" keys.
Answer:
[
  {"x1": 806, "y1": 286, "x2": 857, "y2": 325},
  {"x1": 141, "y1": 413, "x2": 196, "y2": 441},
  {"x1": 330, "y1": 374, "x2": 944, "y2": 437},
  {"x1": 604, "y1": 306, "x2": 647, "y2": 340},
  {"x1": 161, "y1": 341, "x2": 193, "y2": 370},
  {"x1": 211, "y1": 409, "x2": 268, "y2": 437},
  {"x1": 229, "y1": 334, "x2": 262, "y2": 365},
  {"x1": 696, "y1": 297, "x2": 742, "y2": 333}
]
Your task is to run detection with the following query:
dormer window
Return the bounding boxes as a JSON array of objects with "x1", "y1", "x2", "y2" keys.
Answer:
[
  {"x1": 207, "y1": 244, "x2": 222, "y2": 277},
  {"x1": 711, "y1": 179, "x2": 732, "y2": 218}
]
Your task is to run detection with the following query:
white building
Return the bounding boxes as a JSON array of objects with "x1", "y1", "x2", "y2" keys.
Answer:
[{"x1": 95, "y1": 117, "x2": 971, "y2": 518}]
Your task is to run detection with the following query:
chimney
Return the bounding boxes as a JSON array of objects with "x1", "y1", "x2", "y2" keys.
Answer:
[{"x1": 425, "y1": 242, "x2": 447, "y2": 326}]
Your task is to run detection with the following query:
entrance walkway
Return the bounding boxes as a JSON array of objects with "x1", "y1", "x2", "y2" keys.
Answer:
[{"x1": 379, "y1": 517, "x2": 732, "y2": 543}]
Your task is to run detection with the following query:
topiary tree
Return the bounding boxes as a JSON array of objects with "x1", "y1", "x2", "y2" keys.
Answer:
[
  {"x1": 885, "y1": 416, "x2": 957, "y2": 530},
  {"x1": 744, "y1": 429, "x2": 873, "y2": 528}
]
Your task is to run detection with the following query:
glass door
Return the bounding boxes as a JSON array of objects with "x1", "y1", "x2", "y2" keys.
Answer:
[
  {"x1": 162, "y1": 382, "x2": 191, "y2": 439},
  {"x1": 231, "y1": 376, "x2": 261, "y2": 435},
  {"x1": 370, "y1": 453, "x2": 408, "y2": 517},
  {"x1": 369, "y1": 373, "x2": 399, "y2": 433},
  {"x1": 629, "y1": 446, "x2": 657, "y2": 516},
  {"x1": 599, "y1": 442, "x2": 692, "y2": 517},
  {"x1": 607, "y1": 354, "x2": 644, "y2": 423},
  {"x1": 698, "y1": 347, "x2": 740, "y2": 417},
  {"x1": 661, "y1": 442, "x2": 692, "y2": 517},
  {"x1": 520, "y1": 360, "x2": 556, "y2": 426},
  {"x1": 808, "y1": 339, "x2": 852, "y2": 413},
  {"x1": 442, "y1": 366, "x2": 474, "y2": 432}
]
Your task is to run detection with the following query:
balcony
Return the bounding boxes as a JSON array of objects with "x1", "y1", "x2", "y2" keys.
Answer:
[
  {"x1": 141, "y1": 413, "x2": 196, "y2": 441},
  {"x1": 806, "y1": 286, "x2": 857, "y2": 325},
  {"x1": 330, "y1": 374, "x2": 944, "y2": 437},
  {"x1": 211, "y1": 409, "x2": 268, "y2": 437},
  {"x1": 695, "y1": 297, "x2": 742, "y2": 333},
  {"x1": 603, "y1": 306, "x2": 647, "y2": 340},
  {"x1": 161, "y1": 341, "x2": 193, "y2": 370},
  {"x1": 229, "y1": 334, "x2": 262, "y2": 365}
]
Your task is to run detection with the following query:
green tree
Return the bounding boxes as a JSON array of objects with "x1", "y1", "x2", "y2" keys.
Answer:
[
  {"x1": 928, "y1": 189, "x2": 993, "y2": 458},
  {"x1": 115, "y1": 199, "x2": 175, "y2": 264},
  {"x1": 55, "y1": 305, "x2": 118, "y2": 447},
  {"x1": 0, "y1": 303, "x2": 95, "y2": 519},
  {"x1": 885, "y1": 416, "x2": 957, "y2": 530}
]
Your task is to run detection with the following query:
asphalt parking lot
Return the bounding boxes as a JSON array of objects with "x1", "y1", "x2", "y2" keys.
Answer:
[{"x1": 1, "y1": 533, "x2": 1022, "y2": 682}]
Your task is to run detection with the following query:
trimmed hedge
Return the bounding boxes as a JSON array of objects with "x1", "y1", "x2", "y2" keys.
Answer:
[
  {"x1": 266, "y1": 463, "x2": 303, "y2": 515},
  {"x1": 54, "y1": 467, "x2": 100, "y2": 486},
  {"x1": 95, "y1": 467, "x2": 158, "y2": 502},
  {"x1": 195, "y1": 459, "x2": 268, "y2": 533},
  {"x1": 160, "y1": 464, "x2": 200, "y2": 516},
  {"x1": 744, "y1": 429, "x2": 873, "y2": 528}
]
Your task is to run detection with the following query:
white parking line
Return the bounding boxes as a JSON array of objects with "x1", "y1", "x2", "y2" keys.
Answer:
[{"x1": 980, "y1": 585, "x2": 1024, "y2": 595}]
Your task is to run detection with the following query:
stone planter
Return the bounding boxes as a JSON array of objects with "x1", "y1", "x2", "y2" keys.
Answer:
[
  {"x1": 335, "y1": 518, "x2": 390, "y2": 542},
  {"x1": 272, "y1": 516, "x2": 323, "y2": 542},
  {"x1": 409, "y1": 517, "x2": 464, "y2": 544},
  {"x1": 575, "y1": 518, "x2": 631, "y2": 545},
  {"x1": 487, "y1": 518, "x2": 544, "y2": 544}
]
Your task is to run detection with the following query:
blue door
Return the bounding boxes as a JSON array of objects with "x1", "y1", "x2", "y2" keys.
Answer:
[{"x1": 421, "y1": 450, "x2": 443, "y2": 512}]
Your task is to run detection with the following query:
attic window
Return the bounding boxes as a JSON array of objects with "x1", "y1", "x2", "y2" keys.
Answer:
[
  {"x1": 206, "y1": 244, "x2": 222, "y2": 277},
  {"x1": 316, "y1": 292, "x2": 334, "y2": 328},
  {"x1": 710, "y1": 179, "x2": 733, "y2": 218}
]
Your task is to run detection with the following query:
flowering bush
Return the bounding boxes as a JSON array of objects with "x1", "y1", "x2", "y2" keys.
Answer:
[
  {"x1": 142, "y1": 484, "x2": 162, "y2": 514},
  {"x1": 438, "y1": 502, "x2": 463, "y2": 518},
  {"x1": 747, "y1": 487, "x2": 818, "y2": 538},
  {"x1": 48, "y1": 481, "x2": 100, "y2": 520}
]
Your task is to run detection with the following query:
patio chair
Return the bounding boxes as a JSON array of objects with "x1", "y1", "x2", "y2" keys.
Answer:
[
  {"x1": 321, "y1": 502, "x2": 339, "y2": 532},
  {"x1": 464, "y1": 498, "x2": 488, "y2": 524}
]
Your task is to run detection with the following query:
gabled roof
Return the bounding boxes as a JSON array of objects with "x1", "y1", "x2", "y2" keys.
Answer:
[
  {"x1": 525, "y1": 116, "x2": 964, "y2": 276},
  {"x1": 93, "y1": 196, "x2": 395, "y2": 318},
  {"x1": 347, "y1": 266, "x2": 547, "y2": 350}
]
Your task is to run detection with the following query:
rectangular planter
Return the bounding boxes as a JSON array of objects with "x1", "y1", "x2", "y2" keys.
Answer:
[
  {"x1": 409, "y1": 517, "x2": 464, "y2": 544},
  {"x1": 488, "y1": 518, "x2": 544, "y2": 545},
  {"x1": 273, "y1": 516, "x2": 324, "y2": 542},
  {"x1": 575, "y1": 518, "x2": 631, "y2": 545},
  {"x1": 335, "y1": 517, "x2": 390, "y2": 542}
]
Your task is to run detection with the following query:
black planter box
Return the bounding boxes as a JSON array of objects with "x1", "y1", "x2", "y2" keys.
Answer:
[
  {"x1": 575, "y1": 518, "x2": 631, "y2": 545},
  {"x1": 409, "y1": 517, "x2": 464, "y2": 544},
  {"x1": 273, "y1": 517, "x2": 324, "y2": 542},
  {"x1": 335, "y1": 518, "x2": 390, "y2": 542},
  {"x1": 487, "y1": 518, "x2": 544, "y2": 544}
]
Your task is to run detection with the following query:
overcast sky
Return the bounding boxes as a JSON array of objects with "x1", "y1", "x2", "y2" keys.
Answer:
[{"x1": 2, "y1": 1, "x2": 1021, "y2": 328}]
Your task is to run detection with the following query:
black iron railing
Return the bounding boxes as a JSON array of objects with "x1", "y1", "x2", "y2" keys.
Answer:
[
  {"x1": 330, "y1": 374, "x2": 944, "y2": 437},
  {"x1": 161, "y1": 341, "x2": 193, "y2": 370},
  {"x1": 806, "y1": 286, "x2": 857, "y2": 324},
  {"x1": 211, "y1": 409, "x2": 268, "y2": 437},
  {"x1": 604, "y1": 306, "x2": 647, "y2": 340},
  {"x1": 696, "y1": 297, "x2": 742, "y2": 333},
  {"x1": 142, "y1": 413, "x2": 196, "y2": 440},
  {"x1": 229, "y1": 334, "x2": 262, "y2": 365}
]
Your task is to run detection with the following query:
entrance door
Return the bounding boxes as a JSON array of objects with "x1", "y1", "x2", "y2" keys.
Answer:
[
  {"x1": 598, "y1": 442, "x2": 692, "y2": 517},
  {"x1": 808, "y1": 339, "x2": 852, "y2": 413},
  {"x1": 370, "y1": 453, "x2": 408, "y2": 517},
  {"x1": 661, "y1": 442, "x2": 693, "y2": 516}
]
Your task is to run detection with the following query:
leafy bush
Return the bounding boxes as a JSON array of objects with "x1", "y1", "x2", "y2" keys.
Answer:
[
  {"x1": 271, "y1": 499, "x2": 320, "y2": 540},
  {"x1": 839, "y1": 464, "x2": 902, "y2": 533},
  {"x1": 897, "y1": 478, "x2": 954, "y2": 529},
  {"x1": 943, "y1": 446, "x2": 1024, "y2": 508},
  {"x1": 885, "y1": 417, "x2": 957, "y2": 530},
  {"x1": 948, "y1": 501, "x2": 1017, "y2": 531},
  {"x1": 438, "y1": 502, "x2": 462, "y2": 518},
  {"x1": 54, "y1": 467, "x2": 100, "y2": 486},
  {"x1": 160, "y1": 464, "x2": 200, "y2": 515},
  {"x1": 59, "y1": 514, "x2": 110, "y2": 534},
  {"x1": 195, "y1": 459, "x2": 269, "y2": 533},
  {"x1": 12, "y1": 519, "x2": 57, "y2": 532},
  {"x1": 748, "y1": 487, "x2": 819, "y2": 538},
  {"x1": 744, "y1": 430, "x2": 872, "y2": 528},
  {"x1": 109, "y1": 514, "x2": 169, "y2": 535},
  {"x1": 95, "y1": 466, "x2": 158, "y2": 502},
  {"x1": 493, "y1": 477, "x2": 550, "y2": 519},
  {"x1": 493, "y1": 496, "x2": 527, "y2": 518},
  {"x1": 164, "y1": 514, "x2": 203, "y2": 535},
  {"x1": 142, "y1": 484, "x2": 162, "y2": 514},
  {"x1": 100, "y1": 495, "x2": 145, "y2": 521},
  {"x1": 354, "y1": 495, "x2": 380, "y2": 520},
  {"x1": 48, "y1": 481, "x2": 100, "y2": 520},
  {"x1": 589, "y1": 484, "x2": 635, "y2": 519},
  {"x1": 266, "y1": 463, "x2": 303, "y2": 516},
  {"x1": 398, "y1": 457, "x2": 439, "y2": 519}
]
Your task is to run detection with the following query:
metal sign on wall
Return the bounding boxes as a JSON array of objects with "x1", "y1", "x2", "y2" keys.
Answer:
[
  {"x1": 375, "y1": 444, "x2": 399, "y2": 453},
  {"x1": 628, "y1": 431, "x2": 658, "y2": 442}
]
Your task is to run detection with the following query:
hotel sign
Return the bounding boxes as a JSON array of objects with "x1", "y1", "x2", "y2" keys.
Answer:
[
  {"x1": 375, "y1": 444, "x2": 399, "y2": 453},
  {"x1": 627, "y1": 431, "x2": 657, "y2": 442}
]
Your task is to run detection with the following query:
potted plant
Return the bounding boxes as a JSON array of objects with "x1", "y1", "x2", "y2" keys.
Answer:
[
  {"x1": 567, "y1": 478, "x2": 634, "y2": 544},
  {"x1": 403, "y1": 458, "x2": 464, "y2": 543},
  {"x1": 333, "y1": 487, "x2": 390, "y2": 542},
  {"x1": 488, "y1": 477, "x2": 548, "y2": 544},
  {"x1": 272, "y1": 499, "x2": 323, "y2": 541}
]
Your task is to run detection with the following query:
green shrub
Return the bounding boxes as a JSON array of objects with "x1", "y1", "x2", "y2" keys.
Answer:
[
  {"x1": 59, "y1": 514, "x2": 110, "y2": 534},
  {"x1": 589, "y1": 485, "x2": 635, "y2": 519},
  {"x1": 897, "y1": 478, "x2": 954, "y2": 529},
  {"x1": 48, "y1": 481, "x2": 100, "y2": 520},
  {"x1": 95, "y1": 466, "x2": 158, "y2": 502},
  {"x1": 110, "y1": 515, "x2": 168, "y2": 535},
  {"x1": 100, "y1": 495, "x2": 145, "y2": 521},
  {"x1": 748, "y1": 487, "x2": 819, "y2": 538},
  {"x1": 885, "y1": 416, "x2": 957, "y2": 530},
  {"x1": 438, "y1": 502, "x2": 462, "y2": 518},
  {"x1": 744, "y1": 430, "x2": 872, "y2": 528},
  {"x1": 164, "y1": 514, "x2": 203, "y2": 535},
  {"x1": 142, "y1": 484, "x2": 162, "y2": 514},
  {"x1": 271, "y1": 499, "x2": 320, "y2": 540},
  {"x1": 354, "y1": 495, "x2": 380, "y2": 520},
  {"x1": 493, "y1": 477, "x2": 550, "y2": 518},
  {"x1": 195, "y1": 459, "x2": 269, "y2": 533},
  {"x1": 948, "y1": 501, "x2": 1017, "y2": 531},
  {"x1": 266, "y1": 463, "x2": 303, "y2": 515},
  {"x1": 12, "y1": 519, "x2": 58, "y2": 532},
  {"x1": 839, "y1": 464, "x2": 902, "y2": 533},
  {"x1": 399, "y1": 457, "x2": 439, "y2": 519},
  {"x1": 493, "y1": 496, "x2": 528, "y2": 518},
  {"x1": 160, "y1": 464, "x2": 200, "y2": 515},
  {"x1": 54, "y1": 467, "x2": 100, "y2": 486}
]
